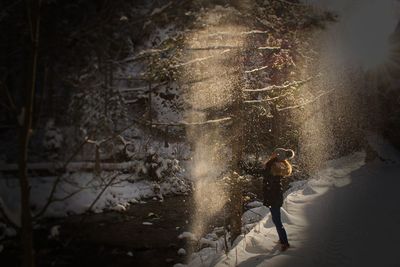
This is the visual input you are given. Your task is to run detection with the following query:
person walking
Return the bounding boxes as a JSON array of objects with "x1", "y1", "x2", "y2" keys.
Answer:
[{"x1": 263, "y1": 148, "x2": 295, "y2": 251}]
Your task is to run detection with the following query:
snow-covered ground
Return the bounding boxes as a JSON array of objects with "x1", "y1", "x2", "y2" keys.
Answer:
[
  {"x1": 185, "y1": 135, "x2": 400, "y2": 267},
  {"x1": 0, "y1": 159, "x2": 191, "y2": 228}
]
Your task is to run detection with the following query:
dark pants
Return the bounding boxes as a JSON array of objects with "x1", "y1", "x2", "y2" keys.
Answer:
[{"x1": 270, "y1": 207, "x2": 289, "y2": 245}]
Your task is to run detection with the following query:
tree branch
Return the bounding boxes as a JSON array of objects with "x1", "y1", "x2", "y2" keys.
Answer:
[
  {"x1": 33, "y1": 138, "x2": 89, "y2": 219},
  {"x1": 244, "y1": 65, "x2": 269, "y2": 74},
  {"x1": 171, "y1": 49, "x2": 232, "y2": 68},
  {"x1": 51, "y1": 189, "x2": 83, "y2": 203},
  {"x1": 258, "y1": 46, "x2": 281, "y2": 50},
  {"x1": 208, "y1": 30, "x2": 269, "y2": 38},
  {"x1": 277, "y1": 89, "x2": 334, "y2": 111},
  {"x1": 132, "y1": 116, "x2": 232, "y2": 127},
  {"x1": 244, "y1": 92, "x2": 290, "y2": 103},
  {"x1": 243, "y1": 76, "x2": 315, "y2": 92},
  {"x1": 122, "y1": 48, "x2": 170, "y2": 63},
  {"x1": 85, "y1": 173, "x2": 120, "y2": 213}
]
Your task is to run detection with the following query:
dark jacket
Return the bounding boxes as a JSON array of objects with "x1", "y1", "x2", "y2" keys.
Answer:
[{"x1": 263, "y1": 158, "x2": 284, "y2": 208}]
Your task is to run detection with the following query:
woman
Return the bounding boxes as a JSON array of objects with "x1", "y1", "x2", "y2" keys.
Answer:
[{"x1": 263, "y1": 148, "x2": 294, "y2": 251}]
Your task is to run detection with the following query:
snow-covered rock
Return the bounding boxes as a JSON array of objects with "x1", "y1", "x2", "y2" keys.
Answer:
[
  {"x1": 48, "y1": 225, "x2": 60, "y2": 239},
  {"x1": 178, "y1": 231, "x2": 197, "y2": 241},
  {"x1": 204, "y1": 232, "x2": 218, "y2": 241},
  {"x1": 177, "y1": 248, "x2": 186, "y2": 256},
  {"x1": 245, "y1": 201, "x2": 263, "y2": 208},
  {"x1": 199, "y1": 238, "x2": 217, "y2": 248},
  {"x1": 111, "y1": 204, "x2": 127, "y2": 212}
]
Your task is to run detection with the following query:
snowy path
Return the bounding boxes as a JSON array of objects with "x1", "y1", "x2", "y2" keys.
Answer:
[
  {"x1": 268, "y1": 162, "x2": 400, "y2": 267},
  {"x1": 205, "y1": 148, "x2": 400, "y2": 267}
]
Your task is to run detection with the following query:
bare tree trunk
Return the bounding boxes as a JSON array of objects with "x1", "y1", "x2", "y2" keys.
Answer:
[
  {"x1": 19, "y1": 1, "x2": 41, "y2": 266},
  {"x1": 18, "y1": 133, "x2": 35, "y2": 267}
]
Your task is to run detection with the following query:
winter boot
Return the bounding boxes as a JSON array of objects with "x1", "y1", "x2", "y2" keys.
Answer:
[{"x1": 280, "y1": 243, "x2": 290, "y2": 252}]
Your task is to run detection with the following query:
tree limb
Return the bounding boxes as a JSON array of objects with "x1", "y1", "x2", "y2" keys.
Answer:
[
  {"x1": 51, "y1": 189, "x2": 83, "y2": 203},
  {"x1": 33, "y1": 138, "x2": 89, "y2": 219},
  {"x1": 85, "y1": 173, "x2": 120, "y2": 213},
  {"x1": 208, "y1": 30, "x2": 269, "y2": 38},
  {"x1": 243, "y1": 76, "x2": 315, "y2": 92},
  {"x1": 244, "y1": 65, "x2": 269, "y2": 74},
  {"x1": 258, "y1": 46, "x2": 281, "y2": 50},
  {"x1": 277, "y1": 89, "x2": 334, "y2": 111},
  {"x1": 132, "y1": 116, "x2": 232, "y2": 127},
  {"x1": 244, "y1": 92, "x2": 291, "y2": 103},
  {"x1": 171, "y1": 49, "x2": 232, "y2": 68}
]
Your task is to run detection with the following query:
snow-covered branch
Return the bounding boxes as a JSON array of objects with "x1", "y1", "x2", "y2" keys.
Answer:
[
  {"x1": 207, "y1": 30, "x2": 269, "y2": 38},
  {"x1": 171, "y1": 49, "x2": 232, "y2": 68},
  {"x1": 257, "y1": 46, "x2": 281, "y2": 50},
  {"x1": 123, "y1": 44, "x2": 279, "y2": 64},
  {"x1": 149, "y1": 1, "x2": 173, "y2": 16},
  {"x1": 277, "y1": 89, "x2": 334, "y2": 111},
  {"x1": 118, "y1": 86, "x2": 148, "y2": 93},
  {"x1": 244, "y1": 92, "x2": 290, "y2": 104},
  {"x1": 135, "y1": 116, "x2": 232, "y2": 127},
  {"x1": 244, "y1": 65, "x2": 269, "y2": 74},
  {"x1": 255, "y1": 17, "x2": 276, "y2": 30},
  {"x1": 122, "y1": 48, "x2": 170, "y2": 63},
  {"x1": 185, "y1": 45, "x2": 241, "y2": 51},
  {"x1": 171, "y1": 55, "x2": 214, "y2": 68},
  {"x1": 243, "y1": 76, "x2": 315, "y2": 92}
]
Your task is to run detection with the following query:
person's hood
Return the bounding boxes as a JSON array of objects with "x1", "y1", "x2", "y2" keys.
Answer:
[{"x1": 274, "y1": 148, "x2": 295, "y2": 161}]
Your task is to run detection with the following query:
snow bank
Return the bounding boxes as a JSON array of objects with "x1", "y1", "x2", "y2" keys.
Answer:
[
  {"x1": 188, "y1": 151, "x2": 368, "y2": 267},
  {"x1": 178, "y1": 231, "x2": 197, "y2": 241},
  {"x1": 0, "y1": 170, "x2": 191, "y2": 221}
]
